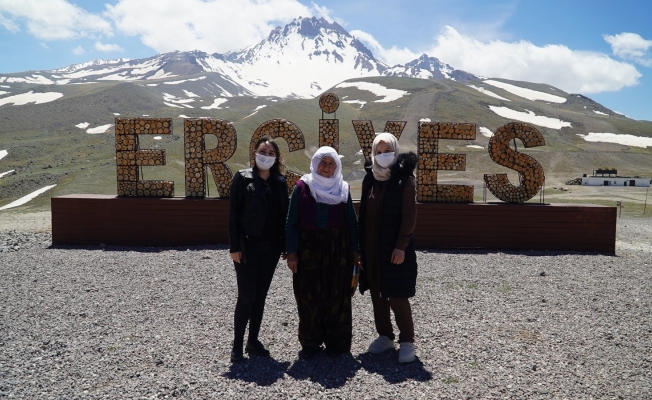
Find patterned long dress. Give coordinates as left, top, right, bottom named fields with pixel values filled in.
left=286, top=180, right=358, bottom=353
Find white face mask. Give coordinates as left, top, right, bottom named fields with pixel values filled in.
left=255, top=153, right=276, bottom=171
left=375, top=152, right=395, bottom=168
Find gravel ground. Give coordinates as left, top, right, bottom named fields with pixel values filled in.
left=1, top=217, right=651, bottom=399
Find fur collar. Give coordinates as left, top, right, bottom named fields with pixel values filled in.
left=363, top=151, right=417, bottom=178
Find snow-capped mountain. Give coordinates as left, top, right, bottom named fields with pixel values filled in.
left=0, top=16, right=477, bottom=99
left=384, top=54, right=478, bottom=82
left=218, top=17, right=388, bottom=96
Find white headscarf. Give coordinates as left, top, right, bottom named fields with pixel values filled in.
left=300, top=146, right=349, bottom=205
left=371, top=132, right=400, bottom=181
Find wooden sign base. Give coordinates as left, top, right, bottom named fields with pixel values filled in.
left=51, top=195, right=616, bottom=253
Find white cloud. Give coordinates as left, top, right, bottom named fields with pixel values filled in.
left=428, top=26, right=642, bottom=94
left=95, top=41, right=124, bottom=52
left=350, top=29, right=418, bottom=66
left=309, top=2, right=332, bottom=22
left=604, top=32, right=652, bottom=67
left=72, top=45, right=84, bottom=55
left=105, top=0, right=316, bottom=54
left=0, top=12, right=19, bottom=32
left=0, top=0, right=113, bottom=40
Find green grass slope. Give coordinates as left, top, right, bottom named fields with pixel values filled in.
left=1, top=77, right=651, bottom=216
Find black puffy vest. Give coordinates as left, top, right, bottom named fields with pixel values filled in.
left=359, top=152, right=418, bottom=298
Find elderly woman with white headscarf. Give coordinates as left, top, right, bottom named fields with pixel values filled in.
left=286, top=146, right=361, bottom=359
left=358, top=132, right=419, bottom=364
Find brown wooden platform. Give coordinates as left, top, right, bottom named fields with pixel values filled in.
left=51, top=194, right=617, bottom=253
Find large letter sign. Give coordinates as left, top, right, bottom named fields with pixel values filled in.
left=484, top=123, right=545, bottom=202
left=319, top=92, right=340, bottom=152
left=115, top=118, right=174, bottom=197
left=352, top=120, right=407, bottom=162
left=113, top=93, right=546, bottom=203
left=249, top=118, right=306, bottom=194
left=184, top=118, right=236, bottom=198
left=417, top=122, right=476, bottom=202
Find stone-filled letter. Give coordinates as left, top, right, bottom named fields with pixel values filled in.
left=352, top=120, right=407, bottom=162
left=484, top=122, right=545, bottom=203
left=417, top=122, right=476, bottom=202
left=184, top=118, right=236, bottom=198
left=115, top=118, right=174, bottom=197
left=249, top=119, right=306, bottom=195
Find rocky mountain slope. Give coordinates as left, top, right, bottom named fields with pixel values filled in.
left=1, top=17, right=651, bottom=213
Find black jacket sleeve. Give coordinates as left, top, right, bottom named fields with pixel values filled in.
left=228, top=172, right=243, bottom=253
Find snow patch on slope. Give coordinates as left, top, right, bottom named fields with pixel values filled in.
left=484, top=80, right=566, bottom=103
left=577, top=132, right=652, bottom=148
left=335, top=82, right=408, bottom=102
left=87, top=124, right=113, bottom=134
left=479, top=127, right=494, bottom=138
left=0, top=185, right=57, bottom=211
left=201, top=98, right=229, bottom=110
left=488, top=106, right=571, bottom=129
left=0, top=91, right=63, bottom=106
left=468, top=85, right=510, bottom=101
left=343, top=100, right=366, bottom=108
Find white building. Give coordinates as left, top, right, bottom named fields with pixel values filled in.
left=581, top=175, right=650, bottom=187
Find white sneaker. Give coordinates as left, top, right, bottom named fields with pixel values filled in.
left=398, top=342, right=415, bottom=363
left=368, top=335, right=395, bottom=354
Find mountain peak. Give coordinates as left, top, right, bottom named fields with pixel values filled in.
left=0, top=15, right=479, bottom=99
left=267, top=16, right=349, bottom=41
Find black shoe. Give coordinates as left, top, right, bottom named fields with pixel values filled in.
left=298, top=345, right=321, bottom=359
left=245, top=339, right=270, bottom=357
left=230, top=348, right=244, bottom=363
left=325, top=347, right=348, bottom=357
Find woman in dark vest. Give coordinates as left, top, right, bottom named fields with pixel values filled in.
left=358, top=132, right=418, bottom=363
left=228, top=135, right=289, bottom=362
left=286, top=146, right=361, bottom=358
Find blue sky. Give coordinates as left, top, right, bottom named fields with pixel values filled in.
left=1, top=0, right=651, bottom=121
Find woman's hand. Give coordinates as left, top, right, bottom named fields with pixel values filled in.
left=353, top=251, right=363, bottom=270
left=230, top=251, right=242, bottom=264
left=390, top=249, right=405, bottom=265
left=287, top=252, right=298, bottom=274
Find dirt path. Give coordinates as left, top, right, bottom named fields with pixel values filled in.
left=398, top=81, right=454, bottom=151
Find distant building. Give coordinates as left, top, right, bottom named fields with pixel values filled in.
left=581, top=169, right=650, bottom=187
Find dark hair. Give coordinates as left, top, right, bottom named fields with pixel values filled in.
left=253, top=135, right=286, bottom=176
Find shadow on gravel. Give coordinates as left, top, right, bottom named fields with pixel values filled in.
left=47, top=244, right=229, bottom=253
left=356, top=351, right=432, bottom=384
left=418, top=249, right=618, bottom=257
left=286, top=352, right=360, bottom=388
left=222, top=356, right=290, bottom=386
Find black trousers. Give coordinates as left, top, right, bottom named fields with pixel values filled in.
left=233, top=241, right=281, bottom=347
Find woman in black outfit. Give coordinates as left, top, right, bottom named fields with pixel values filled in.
left=228, top=135, right=288, bottom=362
left=358, top=132, right=418, bottom=364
